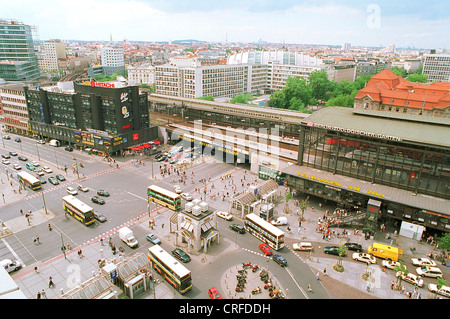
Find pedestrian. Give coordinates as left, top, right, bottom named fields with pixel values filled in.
left=323, top=268, right=327, bottom=276
left=100, top=238, right=104, bottom=246
left=36, top=291, right=41, bottom=299
left=20, top=208, right=23, bottom=215
left=48, top=276, right=55, bottom=288
left=34, top=266, right=39, bottom=273
left=316, top=272, right=320, bottom=280
left=41, top=289, right=47, bottom=299
left=307, top=284, right=312, bottom=292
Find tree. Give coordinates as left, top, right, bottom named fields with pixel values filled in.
left=437, top=232, right=450, bottom=251
left=393, top=261, right=409, bottom=289
left=299, top=196, right=309, bottom=221
left=284, top=191, right=292, bottom=214
left=230, top=93, right=253, bottom=105
left=269, top=89, right=287, bottom=108
left=197, top=96, right=214, bottom=101
left=406, top=73, right=428, bottom=83
left=390, top=66, right=408, bottom=78
left=308, top=70, right=335, bottom=101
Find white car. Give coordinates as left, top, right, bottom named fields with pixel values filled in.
left=428, top=284, right=450, bottom=298
left=37, top=140, right=45, bottom=144
left=215, top=211, right=233, bottom=221
left=180, top=192, right=193, bottom=201
left=1, top=159, right=10, bottom=165
left=416, top=266, right=443, bottom=278
left=174, top=185, right=182, bottom=194
left=34, top=168, right=45, bottom=176
left=13, top=164, right=21, bottom=170
left=352, top=253, right=377, bottom=264
left=66, top=187, right=78, bottom=195
left=0, top=259, right=21, bottom=273
left=77, top=185, right=89, bottom=192
left=396, top=271, right=424, bottom=287
left=42, top=166, right=52, bottom=173
left=31, top=161, right=40, bottom=167
left=293, top=242, right=314, bottom=251
left=381, top=260, right=402, bottom=270
left=411, top=257, right=437, bottom=267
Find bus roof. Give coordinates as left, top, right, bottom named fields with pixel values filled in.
left=371, top=242, right=403, bottom=254
left=148, top=185, right=179, bottom=199
left=17, top=171, right=40, bottom=183
left=148, top=245, right=190, bottom=278
left=62, top=195, right=93, bottom=214
left=245, top=213, right=285, bottom=237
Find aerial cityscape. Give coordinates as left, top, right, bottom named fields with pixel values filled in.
left=0, top=0, right=449, bottom=307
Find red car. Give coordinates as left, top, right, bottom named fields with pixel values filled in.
left=208, top=287, right=222, bottom=299
left=259, top=243, right=273, bottom=256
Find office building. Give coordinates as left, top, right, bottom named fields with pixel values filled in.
left=0, top=19, right=40, bottom=81
left=100, top=46, right=125, bottom=75
left=37, top=40, right=66, bottom=71
left=24, top=80, right=157, bottom=155
left=127, top=63, right=155, bottom=86
left=0, top=82, right=30, bottom=135
left=423, top=54, right=450, bottom=82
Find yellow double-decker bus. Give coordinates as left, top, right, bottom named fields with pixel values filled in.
left=62, top=195, right=95, bottom=226
left=147, top=185, right=181, bottom=211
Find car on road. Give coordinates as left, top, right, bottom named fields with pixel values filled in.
left=352, top=253, right=377, bottom=264
left=34, top=168, right=44, bottom=176
left=396, top=271, right=424, bottom=287
left=344, top=242, right=362, bottom=252
left=91, top=196, right=105, bottom=205
left=416, top=266, right=443, bottom=278
left=78, top=185, right=89, bottom=192
left=38, top=177, right=46, bottom=184
left=146, top=233, right=161, bottom=245
left=172, top=248, right=191, bottom=263
left=0, top=259, right=21, bottom=273
left=1, top=159, right=10, bottom=165
left=173, top=185, right=182, bottom=194
left=42, top=166, right=52, bottom=173
left=14, top=138, right=21, bottom=143
left=273, top=254, right=287, bottom=267
left=25, top=162, right=35, bottom=171
left=37, top=139, right=45, bottom=144
left=9, top=151, right=17, bottom=156
left=64, top=146, right=73, bottom=152
left=97, top=189, right=110, bottom=197
left=2, top=153, right=10, bottom=159
left=411, top=257, right=437, bottom=267
left=180, top=192, right=193, bottom=201
left=31, top=161, right=40, bottom=167
left=48, top=176, right=59, bottom=185
left=18, top=156, right=27, bottom=161
left=2, top=135, right=10, bottom=140
left=259, top=243, right=273, bottom=256
left=324, top=246, right=346, bottom=256
left=208, top=287, right=222, bottom=299
left=216, top=211, right=233, bottom=221
left=381, top=260, right=402, bottom=270
left=156, top=155, right=166, bottom=162
left=293, top=242, right=314, bottom=251
left=93, top=211, right=107, bottom=222
left=56, top=174, right=66, bottom=181
left=66, top=187, right=78, bottom=195
left=229, top=224, right=245, bottom=234
left=12, top=164, right=21, bottom=170
left=428, top=284, right=450, bottom=298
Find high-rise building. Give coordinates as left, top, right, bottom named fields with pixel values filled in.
left=423, top=54, right=450, bottom=82
left=0, top=19, right=40, bottom=81
left=100, top=46, right=125, bottom=75
left=37, top=40, right=66, bottom=71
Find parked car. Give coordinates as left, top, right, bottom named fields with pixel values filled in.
left=352, top=253, right=377, bottom=264
left=381, top=260, right=402, bottom=270
left=273, top=254, right=287, bottom=267
left=78, top=185, right=89, bottom=192
left=146, top=233, right=161, bottom=245
left=56, top=174, right=66, bottom=181
left=344, top=242, right=362, bottom=252
left=324, top=246, right=346, bottom=256
left=428, top=284, right=450, bottom=298
left=13, top=164, right=21, bottom=170
left=97, top=189, right=110, bottom=197
left=0, top=259, right=21, bottom=273
left=216, top=211, right=233, bottom=221
left=208, top=287, right=222, bottom=299
left=173, top=185, right=182, bottom=194
left=172, top=248, right=191, bottom=263
left=48, top=176, right=59, bottom=185
left=229, top=224, right=245, bottom=234
left=293, top=242, right=314, bottom=251
left=93, top=211, right=107, bottom=222
left=416, top=266, right=443, bottom=278
left=91, top=196, right=105, bottom=205
left=259, top=243, right=273, bottom=256
left=180, top=192, right=193, bottom=201
left=42, top=166, right=52, bottom=173
left=66, top=187, right=78, bottom=195
left=396, top=271, right=424, bottom=287
left=411, top=257, right=437, bottom=267
left=18, top=156, right=27, bottom=161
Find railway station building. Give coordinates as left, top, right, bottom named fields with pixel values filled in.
left=283, top=106, right=450, bottom=235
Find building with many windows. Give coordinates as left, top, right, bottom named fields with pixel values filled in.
left=0, top=82, right=32, bottom=135
left=423, top=53, right=450, bottom=82
left=24, top=80, right=157, bottom=155
left=127, top=63, right=155, bottom=86
left=36, top=40, right=66, bottom=71
left=100, top=46, right=125, bottom=75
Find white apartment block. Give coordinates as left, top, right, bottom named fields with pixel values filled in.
left=37, top=40, right=66, bottom=71
left=101, top=47, right=124, bottom=67
left=0, top=83, right=29, bottom=135
left=423, top=54, right=450, bottom=82
left=127, top=63, right=155, bottom=86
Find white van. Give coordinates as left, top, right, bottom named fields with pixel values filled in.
left=271, top=216, right=288, bottom=226
left=49, top=139, right=60, bottom=147
left=118, top=227, right=139, bottom=248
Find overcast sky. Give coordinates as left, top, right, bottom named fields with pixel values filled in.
left=2, top=0, right=449, bottom=49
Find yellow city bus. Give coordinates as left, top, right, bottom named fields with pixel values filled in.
left=17, top=171, right=41, bottom=190
left=368, top=243, right=403, bottom=261
left=62, top=195, right=95, bottom=226
left=148, top=245, right=192, bottom=294
left=147, top=185, right=181, bottom=211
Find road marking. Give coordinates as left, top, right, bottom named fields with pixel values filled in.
left=127, top=191, right=147, bottom=201
left=285, top=266, right=309, bottom=299
left=1, top=238, right=26, bottom=267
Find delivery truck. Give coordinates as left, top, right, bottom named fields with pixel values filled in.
left=118, top=227, right=139, bottom=248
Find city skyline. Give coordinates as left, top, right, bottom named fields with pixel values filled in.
left=1, top=0, right=449, bottom=49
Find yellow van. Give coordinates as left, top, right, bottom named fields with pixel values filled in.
left=368, top=243, right=403, bottom=261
